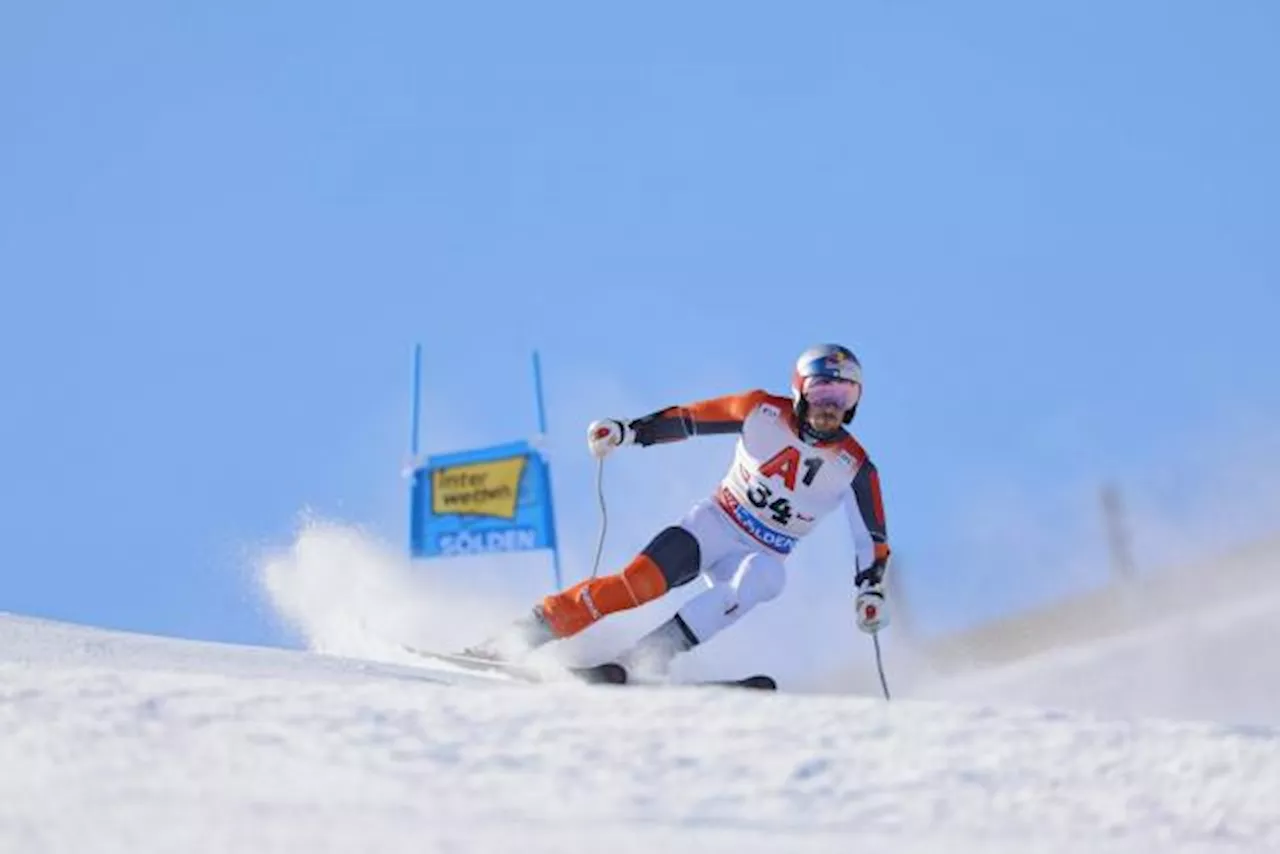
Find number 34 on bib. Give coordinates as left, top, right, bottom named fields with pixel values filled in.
left=745, top=447, right=825, bottom=526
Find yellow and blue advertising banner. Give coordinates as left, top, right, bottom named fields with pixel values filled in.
left=409, top=440, right=558, bottom=561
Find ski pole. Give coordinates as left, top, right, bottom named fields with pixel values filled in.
left=872, top=631, right=891, bottom=701
left=589, top=457, right=608, bottom=578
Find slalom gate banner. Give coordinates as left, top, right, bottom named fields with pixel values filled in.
left=408, top=440, right=558, bottom=561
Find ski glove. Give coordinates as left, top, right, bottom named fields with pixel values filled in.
left=587, top=418, right=635, bottom=459
left=854, top=557, right=887, bottom=590
left=854, top=557, right=889, bottom=634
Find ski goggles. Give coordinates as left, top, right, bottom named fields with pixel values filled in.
left=803, top=375, right=862, bottom=409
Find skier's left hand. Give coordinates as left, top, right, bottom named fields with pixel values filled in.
left=855, top=584, right=887, bottom=634
left=854, top=557, right=886, bottom=590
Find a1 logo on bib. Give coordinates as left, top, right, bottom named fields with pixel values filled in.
left=758, top=447, right=823, bottom=490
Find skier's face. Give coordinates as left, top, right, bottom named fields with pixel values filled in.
left=805, top=401, right=845, bottom=434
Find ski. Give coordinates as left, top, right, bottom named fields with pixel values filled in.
left=400, top=644, right=777, bottom=691
left=569, top=662, right=629, bottom=684
left=399, top=645, right=545, bottom=681
left=703, top=674, right=777, bottom=690
left=563, top=667, right=776, bottom=690
left=399, top=645, right=622, bottom=686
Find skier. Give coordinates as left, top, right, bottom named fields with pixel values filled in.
left=472, top=343, right=892, bottom=682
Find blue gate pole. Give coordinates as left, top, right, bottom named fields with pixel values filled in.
left=411, top=343, right=423, bottom=458
left=408, top=343, right=424, bottom=556
left=532, top=349, right=549, bottom=435
left=532, top=350, right=563, bottom=589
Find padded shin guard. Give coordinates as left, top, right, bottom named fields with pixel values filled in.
left=538, top=527, right=703, bottom=639
left=539, top=554, right=668, bottom=638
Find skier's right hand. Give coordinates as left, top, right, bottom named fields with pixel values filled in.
left=587, top=418, right=634, bottom=459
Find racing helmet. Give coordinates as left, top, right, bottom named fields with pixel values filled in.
left=790, top=343, right=864, bottom=427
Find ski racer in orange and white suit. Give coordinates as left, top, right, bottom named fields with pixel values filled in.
left=480, top=343, right=892, bottom=679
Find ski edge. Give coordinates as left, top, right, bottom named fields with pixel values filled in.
left=399, top=645, right=777, bottom=691
left=399, top=645, right=545, bottom=682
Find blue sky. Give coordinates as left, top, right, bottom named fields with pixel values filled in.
left=3, top=1, right=1278, bottom=649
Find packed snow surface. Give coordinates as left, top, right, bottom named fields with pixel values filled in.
left=3, top=610, right=1279, bottom=854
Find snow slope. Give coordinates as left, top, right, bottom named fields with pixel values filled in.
left=3, top=611, right=1279, bottom=854
left=913, top=583, right=1280, bottom=728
